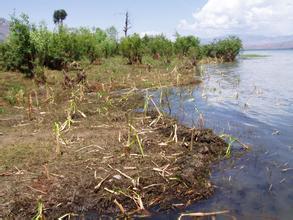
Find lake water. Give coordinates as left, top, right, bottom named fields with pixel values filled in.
left=151, top=50, right=293, bottom=219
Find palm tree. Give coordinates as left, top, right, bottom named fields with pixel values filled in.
left=53, top=9, right=67, bottom=26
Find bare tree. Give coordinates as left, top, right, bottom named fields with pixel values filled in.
left=123, top=11, right=131, bottom=37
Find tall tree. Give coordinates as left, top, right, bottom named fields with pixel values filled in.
left=123, top=11, right=131, bottom=37
left=106, top=26, right=118, bottom=41
left=53, top=9, right=67, bottom=26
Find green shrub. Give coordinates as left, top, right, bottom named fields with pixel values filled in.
left=174, top=35, right=201, bottom=58
left=0, top=14, right=243, bottom=75
left=0, top=14, right=36, bottom=77
left=3, top=84, right=25, bottom=105
left=30, top=23, right=52, bottom=67
left=120, top=34, right=144, bottom=64
left=143, top=35, right=173, bottom=62
left=203, top=36, right=242, bottom=62
left=0, top=15, right=120, bottom=72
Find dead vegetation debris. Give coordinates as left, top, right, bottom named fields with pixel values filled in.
left=0, top=64, right=229, bottom=219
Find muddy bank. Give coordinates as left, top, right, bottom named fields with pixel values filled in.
left=0, top=63, right=227, bottom=219
left=1, top=109, right=227, bottom=219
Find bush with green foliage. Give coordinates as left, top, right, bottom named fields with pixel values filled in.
left=174, top=35, right=201, bottom=59
left=0, top=14, right=243, bottom=77
left=0, top=14, right=119, bottom=73
left=142, top=35, right=173, bottom=62
left=202, top=36, right=242, bottom=62
left=120, top=34, right=144, bottom=64
left=0, top=14, right=36, bottom=77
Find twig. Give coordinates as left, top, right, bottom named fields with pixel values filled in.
left=172, top=124, right=178, bottom=143
left=178, top=210, right=229, bottom=219
left=114, top=199, right=126, bottom=214
left=58, top=213, right=78, bottom=220
left=0, top=172, right=13, bottom=176
left=28, top=93, right=33, bottom=120
left=94, top=174, right=111, bottom=190
left=115, top=169, right=134, bottom=181
left=190, top=128, right=195, bottom=151
left=143, top=183, right=164, bottom=189
left=27, top=185, right=47, bottom=195
left=104, top=187, right=119, bottom=195
left=150, top=98, right=163, bottom=116
left=75, top=144, right=104, bottom=152
left=50, top=173, right=65, bottom=178
left=281, top=168, right=293, bottom=172
left=123, top=167, right=136, bottom=170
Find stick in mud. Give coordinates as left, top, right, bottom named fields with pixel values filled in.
left=190, top=127, right=195, bottom=151
left=178, top=210, right=229, bottom=219
left=28, top=92, right=33, bottom=120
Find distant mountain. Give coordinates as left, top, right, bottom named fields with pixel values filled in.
left=0, top=18, right=9, bottom=41
left=201, top=34, right=293, bottom=50
left=241, top=35, right=293, bottom=50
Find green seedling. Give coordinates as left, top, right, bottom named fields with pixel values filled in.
left=220, top=134, right=250, bottom=158
left=32, top=200, right=45, bottom=220
left=127, top=123, right=145, bottom=157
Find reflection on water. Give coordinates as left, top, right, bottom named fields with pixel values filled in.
left=152, top=50, right=293, bottom=219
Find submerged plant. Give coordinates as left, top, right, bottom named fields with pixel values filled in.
left=219, top=134, right=237, bottom=158
left=143, top=90, right=151, bottom=118
left=194, top=105, right=205, bottom=129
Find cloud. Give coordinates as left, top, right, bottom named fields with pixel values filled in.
left=178, top=0, right=293, bottom=37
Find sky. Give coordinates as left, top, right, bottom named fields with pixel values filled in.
left=1, top=0, right=293, bottom=38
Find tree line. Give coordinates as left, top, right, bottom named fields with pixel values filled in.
left=0, top=14, right=242, bottom=77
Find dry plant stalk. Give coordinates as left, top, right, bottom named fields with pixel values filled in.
left=172, top=124, right=178, bottom=143
left=128, top=124, right=145, bottom=157
left=178, top=210, right=229, bottom=220
left=32, top=89, right=39, bottom=107
left=28, top=92, right=33, bottom=120
left=190, top=128, right=195, bottom=151
left=114, top=199, right=125, bottom=214
left=198, top=113, right=205, bottom=129
left=53, top=122, right=61, bottom=156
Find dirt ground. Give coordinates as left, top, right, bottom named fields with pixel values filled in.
left=0, top=59, right=228, bottom=219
